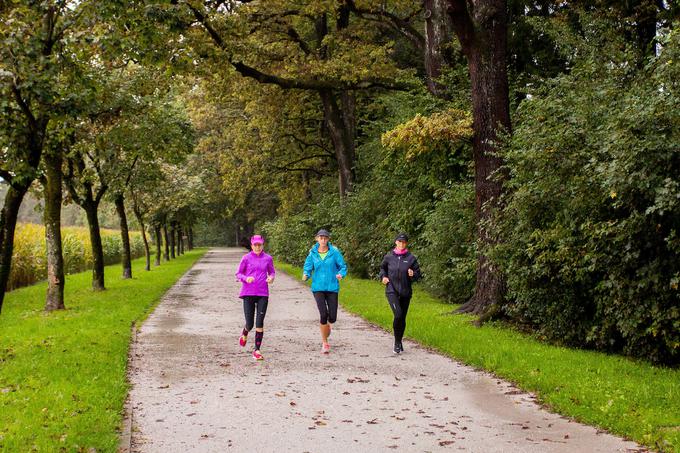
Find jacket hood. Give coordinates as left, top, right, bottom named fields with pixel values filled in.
left=311, top=242, right=337, bottom=255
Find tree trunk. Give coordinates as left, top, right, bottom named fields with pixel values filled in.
left=169, top=223, right=176, bottom=259
left=133, top=205, right=150, bottom=271
left=0, top=185, right=30, bottom=313
left=163, top=223, right=170, bottom=261
left=178, top=226, right=184, bottom=255
left=445, top=0, right=510, bottom=314
left=84, top=201, right=105, bottom=291
left=154, top=225, right=162, bottom=266
left=43, top=153, right=66, bottom=311
left=424, top=0, right=454, bottom=98
left=319, top=89, right=356, bottom=196
left=188, top=227, right=193, bottom=250
left=114, top=195, right=132, bottom=279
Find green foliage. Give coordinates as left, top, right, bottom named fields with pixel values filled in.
left=9, top=224, right=146, bottom=291
left=265, top=91, right=476, bottom=303
left=0, top=250, right=205, bottom=451
left=495, top=26, right=680, bottom=365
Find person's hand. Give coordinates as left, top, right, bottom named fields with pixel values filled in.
left=246, top=276, right=255, bottom=283
left=336, top=274, right=343, bottom=281
left=266, top=276, right=274, bottom=284
left=302, top=274, right=308, bottom=281
left=382, top=277, right=389, bottom=285
left=407, top=268, right=414, bottom=278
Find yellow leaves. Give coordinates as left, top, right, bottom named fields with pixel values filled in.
left=610, top=191, right=617, bottom=199
left=381, top=108, right=473, bottom=159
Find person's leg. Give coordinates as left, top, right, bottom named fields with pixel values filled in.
left=326, top=292, right=338, bottom=339
left=397, top=295, right=411, bottom=351
left=314, top=292, right=331, bottom=350
left=387, top=292, right=405, bottom=352
left=254, top=296, right=269, bottom=351
left=241, top=297, right=256, bottom=346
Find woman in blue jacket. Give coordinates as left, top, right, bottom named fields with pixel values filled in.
left=302, top=229, right=347, bottom=353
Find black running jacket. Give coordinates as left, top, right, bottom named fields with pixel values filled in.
left=378, top=250, right=422, bottom=298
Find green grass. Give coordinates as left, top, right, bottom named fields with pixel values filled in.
left=277, top=261, right=680, bottom=452
left=0, top=249, right=206, bottom=452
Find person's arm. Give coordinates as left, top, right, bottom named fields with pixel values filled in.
left=409, top=256, right=422, bottom=281
left=379, top=254, right=389, bottom=284
left=235, top=256, right=248, bottom=283
left=335, top=249, right=348, bottom=278
left=302, top=252, right=313, bottom=280
left=266, top=256, right=276, bottom=283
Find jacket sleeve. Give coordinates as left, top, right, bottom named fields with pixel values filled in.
left=267, top=255, right=276, bottom=278
left=378, top=254, right=389, bottom=279
left=335, top=248, right=348, bottom=277
left=410, top=255, right=422, bottom=282
left=302, top=251, right=313, bottom=278
left=235, top=256, right=248, bottom=283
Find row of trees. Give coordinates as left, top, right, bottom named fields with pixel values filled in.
left=0, top=2, right=209, bottom=313
left=159, top=1, right=678, bottom=364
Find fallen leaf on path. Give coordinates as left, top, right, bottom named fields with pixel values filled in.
left=315, top=420, right=327, bottom=426
left=367, top=419, right=379, bottom=424
left=289, top=401, right=297, bottom=406
left=275, top=391, right=286, bottom=397
left=186, top=413, right=197, bottom=417
left=157, top=385, right=169, bottom=389
left=439, top=440, right=455, bottom=446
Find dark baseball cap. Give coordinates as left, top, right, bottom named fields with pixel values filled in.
left=395, top=233, right=409, bottom=242
left=316, top=229, right=331, bottom=237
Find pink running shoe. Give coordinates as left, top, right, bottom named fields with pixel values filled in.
left=239, top=334, right=247, bottom=347
left=252, top=350, right=264, bottom=360
left=322, top=342, right=331, bottom=354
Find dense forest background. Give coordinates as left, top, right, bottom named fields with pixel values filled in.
left=1, top=1, right=678, bottom=365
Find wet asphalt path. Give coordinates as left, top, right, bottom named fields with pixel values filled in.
left=125, top=248, right=644, bottom=453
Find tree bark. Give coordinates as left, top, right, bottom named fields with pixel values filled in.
left=444, top=0, right=510, bottom=314
left=319, top=89, right=356, bottom=196
left=169, top=223, right=176, bottom=259
left=178, top=226, right=184, bottom=255
left=84, top=201, right=106, bottom=290
left=0, top=185, right=30, bottom=312
left=114, top=195, right=132, bottom=279
left=132, top=203, right=150, bottom=271
left=43, top=152, right=66, bottom=311
left=188, top=227, right=193, bottom=250
left=424, top=0, right=454, bottom=97
left=154, top=225, right=162, bottom=266
left=163, top=223, right=170, bottom=261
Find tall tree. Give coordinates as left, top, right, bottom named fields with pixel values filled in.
left=439, top=0, right=511, bottom=314
left=0, top=2, right=89, bottom=312
left=156, top=0, right=415, bottom=196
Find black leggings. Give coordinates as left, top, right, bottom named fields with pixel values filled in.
left=242, top=296, right=269, bottom=331
left=387, top=293, right=411, bottom=342
left=313, top=291, right=338, bottom=325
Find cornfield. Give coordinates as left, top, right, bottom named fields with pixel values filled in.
left=9, top=223, right=147, bottom=291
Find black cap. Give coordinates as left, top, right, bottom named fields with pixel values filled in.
left=395, top=233, right=409, bottom=242
left=316, top=229, right=331, bottom=237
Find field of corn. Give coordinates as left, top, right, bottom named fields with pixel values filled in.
left=9, top=223, right=146, bottom=291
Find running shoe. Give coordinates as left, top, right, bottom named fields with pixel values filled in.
left=239, top=334, right=248, bottom=347
left=252, top=349, right=264, bottom=360
left=322, top=342, right=331, bottom=354
left=393, top=341, right=401, bottom=354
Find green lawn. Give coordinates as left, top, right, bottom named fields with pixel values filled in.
left=0, top=249, right=206, bottom=452
left=277, top=261, right=680, bottom=452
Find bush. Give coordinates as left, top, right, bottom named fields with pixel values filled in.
left=495, top=28, right=680, bottom=365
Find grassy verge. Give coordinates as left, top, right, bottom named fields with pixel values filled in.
left=276, top=261, right=680, bottom=452
left=0, top=249, right=206, bottom=452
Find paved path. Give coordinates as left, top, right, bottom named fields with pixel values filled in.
left=125, top=248, right=643, bottom=453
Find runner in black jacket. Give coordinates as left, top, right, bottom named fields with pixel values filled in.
left=379, top=233, right=422, bottom=354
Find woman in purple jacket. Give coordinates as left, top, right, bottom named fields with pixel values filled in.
left=235, top=235, right=276, bottom=360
